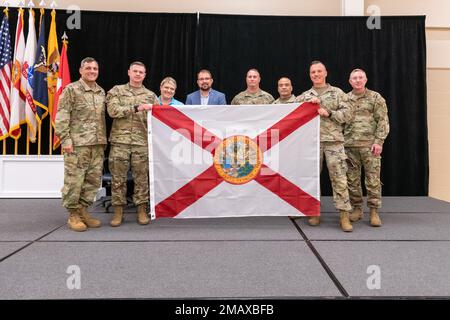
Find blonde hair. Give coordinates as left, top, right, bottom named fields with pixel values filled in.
left=160, top=76, right=177, bottom=88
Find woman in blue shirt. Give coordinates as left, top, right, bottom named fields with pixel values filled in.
left=158, top=77, right=184, bottom=106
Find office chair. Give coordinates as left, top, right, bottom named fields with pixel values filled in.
left=99, top=158, right=134, bottom=212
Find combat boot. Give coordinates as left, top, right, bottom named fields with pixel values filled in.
left=349, top=207, right=363, bottom=222
left=339, top=210, right=353, bottom=232
left=79, top=206, right=101, bottom=228
left=110, top=206, right=124, bottom=227
left=67, top=209, right=87, bottom=232
left=137, top=204, right=150, bottom=225
left=370, top=208, right=382, bottom=227
left=308, top=216, right=320, bottom=226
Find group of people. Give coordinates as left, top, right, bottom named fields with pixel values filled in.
left=55, top=57, right=389, bottom=233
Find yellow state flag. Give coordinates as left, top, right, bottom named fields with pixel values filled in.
left=47, top=9, right=59, bottom=129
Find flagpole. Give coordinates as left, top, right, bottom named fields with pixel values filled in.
left=49, top=121, right=52, bottom=155
left=26, top=127, right=29, bottom=155
left=14, top=139, right=18, bottom=155
left=48, top=8, right=59, bottom=155
left=1, top=8, right=8, bottom=155
left=38, top=122, right=41, bottom=155
left=36, top=7, right=44, bottom=156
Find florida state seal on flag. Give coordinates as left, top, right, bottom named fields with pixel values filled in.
left=149, top=102, right=320, bottom=219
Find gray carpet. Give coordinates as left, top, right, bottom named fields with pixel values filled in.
left=0, top=199, right=62, bottom=214
left=42, top=215, right=302, bottom=241
left=0, top=242, right=29, bottom=261
left=0, top=241, right=340, bottom=299
left=313, top=241, right=450, bottom=297
left=1, top=197, right=449, bottom=299
left=319, top=196, right=450, bottom=213
left=295, top=213, right=450, bottom=240
left=0, top=211, right=65, bottom=241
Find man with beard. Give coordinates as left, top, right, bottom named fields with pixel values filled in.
left=186, top=69, right=227, bottom=105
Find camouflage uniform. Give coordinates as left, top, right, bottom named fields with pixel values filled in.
left=344, top=89, right=389, bottom=209
left=231, top=90, right=274, bottom=105
left=273, top=94, right=296, bottom=104
left=106, top=83, right=158, bottom=207
left=55, top=79, right=107, bottom=210
left=295, top=84, right=354, bottom=211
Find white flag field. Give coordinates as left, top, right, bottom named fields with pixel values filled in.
left=148, top=102, right=320, bottom=219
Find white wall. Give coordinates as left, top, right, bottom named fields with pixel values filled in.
left=366, top=0, right=450, bottom=28
left=8, top=0, right=342, bottom=15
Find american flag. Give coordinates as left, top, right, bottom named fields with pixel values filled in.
left=0, top=12, right=11, bottom=141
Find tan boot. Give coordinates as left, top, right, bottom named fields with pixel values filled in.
left=110, top=206, right=124, bottom=227
left=370, top=208, right=382, bottom=227
left=79, top=206, right=101, bottom=228
left=339, top=210, right=353, bottom=232
left=308, top=216, right=320, bottom=226
left=67, top=209, right=87, bottom=232
left=137, top=204, right=150, bottom=225
left=349, top=207, right=363, bottom=222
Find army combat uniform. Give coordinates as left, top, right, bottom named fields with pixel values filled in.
left=296, top=85, right=354, bottom=213
left=231, top=90, right=275, bottom=105
left=106, top=83, right=158, bottom=225
left=273, top=94, right=296, bottom=104
left=344, top=89, right=389, bottom=216
left=55, top=79, right=107, bottom=231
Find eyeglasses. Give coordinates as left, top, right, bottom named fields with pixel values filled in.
left=198, top=77, right=211, bottom=81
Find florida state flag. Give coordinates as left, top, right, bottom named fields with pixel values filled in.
left=149, top=103, right=320, bottom=219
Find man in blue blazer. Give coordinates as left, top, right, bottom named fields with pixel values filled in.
left=186, top=69, right=227, bottom=105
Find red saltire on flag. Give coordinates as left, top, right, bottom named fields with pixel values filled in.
left=52, top=38, right=70, bottom=150
left=148, top=102, right=320, bottom=219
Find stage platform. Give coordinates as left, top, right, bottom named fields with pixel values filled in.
left=0, top=197, right=449, bottom=300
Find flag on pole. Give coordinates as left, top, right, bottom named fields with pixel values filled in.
left=47, top=9, right=59, bottom=132
left=52, top=36, right=70, bottom=150
left=22, top=8, right=37, bottom=142
left=9, top=8, right=26, bottom=140
left=33, top=8, right=48, bottom=122
left=0, top=10, right=12, bottom=141
left=149, top=103, right=320, bottom=219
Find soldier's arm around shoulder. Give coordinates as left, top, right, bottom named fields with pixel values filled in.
left=55, top=85, right=74, bottom=148
left=373, top=93, right=390, bottom=145
left=106, top=86, right=134, bottom=118
left=330, top=91, right=354, bottom=124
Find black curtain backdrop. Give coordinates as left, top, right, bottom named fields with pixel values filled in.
left=196, top=14, right=428, bottom=197
left=4, top=10, right=428, bottom=196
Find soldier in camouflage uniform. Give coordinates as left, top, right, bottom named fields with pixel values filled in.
left=231, top=69, right=274, bottom=105
left=345, top=69, right=389, bottom=227
left=55, top=57, right=106, bottom=232
left=273, top=77, right=296, bottom=104
left=295, top=61, right=354, bottom=232
left=107, top=61, right=158, bottom=227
